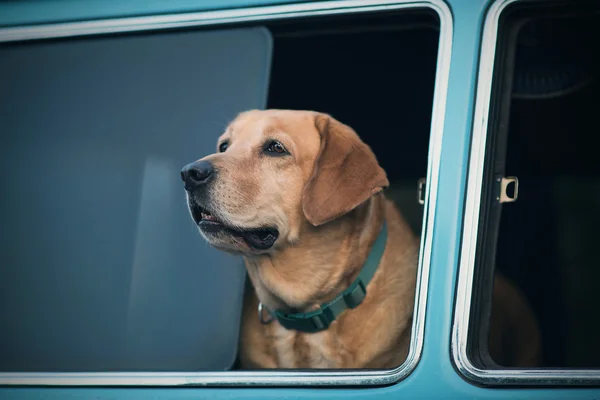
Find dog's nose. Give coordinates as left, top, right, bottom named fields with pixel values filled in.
left=181, top=160, right=214, bottom=191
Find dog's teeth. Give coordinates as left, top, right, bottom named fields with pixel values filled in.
left=201, top=213, right=216, bottom=221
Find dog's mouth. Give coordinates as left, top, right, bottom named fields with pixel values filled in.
left=190, top=203, right=279, bottom=251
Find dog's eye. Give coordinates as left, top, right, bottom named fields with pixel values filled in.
left=218, top=141, right=229, bottom=153
left=264, top=141, right=288, bottom=156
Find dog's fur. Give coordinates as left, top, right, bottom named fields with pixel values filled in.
left=184, top=109, right=541, bottom=369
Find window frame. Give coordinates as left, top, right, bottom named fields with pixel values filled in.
left=452, top=0, right=600, bottom=386
left=0, top=0, right=452, bottom=388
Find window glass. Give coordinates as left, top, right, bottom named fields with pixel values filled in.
left=0, top=27, right=272, bottom=372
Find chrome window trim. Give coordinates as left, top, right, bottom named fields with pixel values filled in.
left=0, top=0, right=452, bottom=387
left=452, top=0, right=600, bottom=386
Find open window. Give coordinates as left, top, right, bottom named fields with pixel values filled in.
left=266, top=9, right=440, bottom=237
left=0, top=0, right=449, bottom=386
left=454, top=0, right=600, bottom=385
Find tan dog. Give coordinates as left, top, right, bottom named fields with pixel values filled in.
left=180, top=109, right=540, bottom=369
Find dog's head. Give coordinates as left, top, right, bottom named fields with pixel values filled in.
left=181, top=109, right=389, bottom=255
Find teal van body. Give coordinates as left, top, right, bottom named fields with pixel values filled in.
left=1, top=0, right=598, bottom=398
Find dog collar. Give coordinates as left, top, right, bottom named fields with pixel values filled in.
left=258, top=220, right=388, bottom=333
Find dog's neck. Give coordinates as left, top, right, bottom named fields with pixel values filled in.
left=243, top=194, right=386, bottom=313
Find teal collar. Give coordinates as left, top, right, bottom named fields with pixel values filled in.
left=259, top=220, right=388, bottom=333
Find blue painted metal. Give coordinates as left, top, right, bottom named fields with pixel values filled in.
left=0, top=0, right=313, bottom=27
left=1, top=0, right=600, bottom=398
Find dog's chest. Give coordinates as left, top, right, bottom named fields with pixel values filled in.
left=271, top=324, right=344, bottom=368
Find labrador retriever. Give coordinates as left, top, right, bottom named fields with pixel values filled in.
left=181, top=109, right=541, bottom=369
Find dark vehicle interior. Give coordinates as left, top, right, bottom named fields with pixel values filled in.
left=266, top=9, right=440, bottom=236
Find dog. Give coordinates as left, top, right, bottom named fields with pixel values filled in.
left=181, top=109, right=541, bottom=369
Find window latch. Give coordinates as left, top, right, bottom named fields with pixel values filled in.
left=497, top=176, right=519, bottom=203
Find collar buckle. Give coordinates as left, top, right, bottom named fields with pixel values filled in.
left=343, top=279, right=367, bottom=309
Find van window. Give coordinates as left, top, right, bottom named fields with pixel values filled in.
left=456, top=0, right=600, bottom=380
left=0, top=2, right=447, bottom=384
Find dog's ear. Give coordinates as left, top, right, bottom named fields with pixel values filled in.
left=302, top=114, right=389, bottom=227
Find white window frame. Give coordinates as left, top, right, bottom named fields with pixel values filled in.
left=0, top=0, right=452, bottom=387
left=452, top=0, right=600, bottom=386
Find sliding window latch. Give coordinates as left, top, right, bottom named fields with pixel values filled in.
left=496, top=175, right=519, bottom=203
